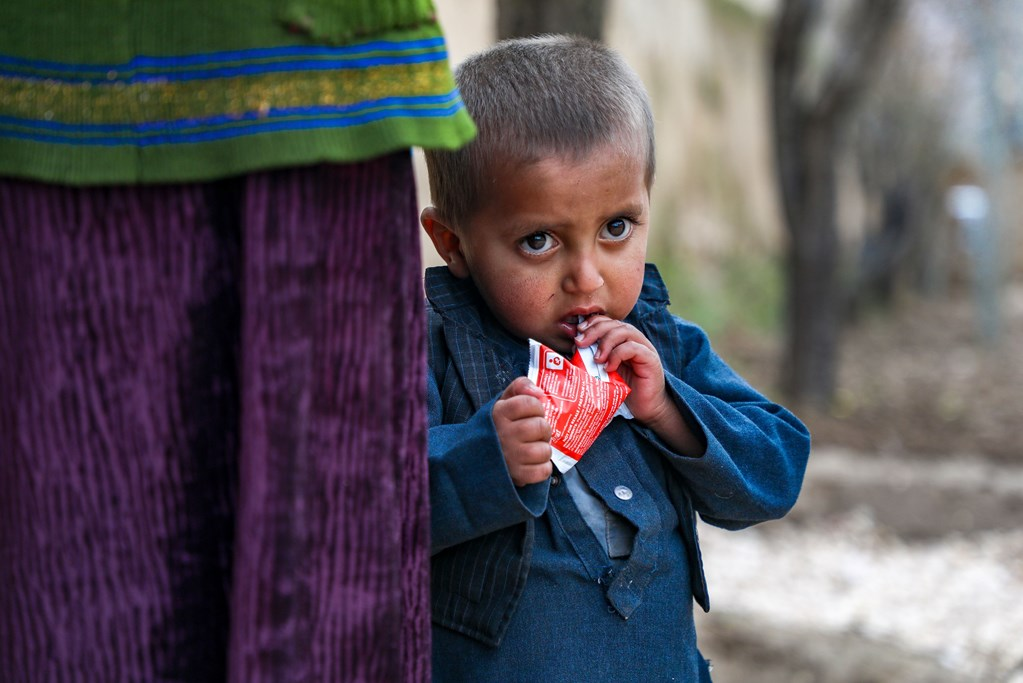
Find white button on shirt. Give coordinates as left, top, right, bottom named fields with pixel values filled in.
left=614, top=485, right=633, bottom=501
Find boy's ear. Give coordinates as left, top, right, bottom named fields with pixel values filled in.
left=421, top=207, right=470, bottom=279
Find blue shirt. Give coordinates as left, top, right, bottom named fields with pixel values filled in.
left=425, top=265, right=810, bottom=682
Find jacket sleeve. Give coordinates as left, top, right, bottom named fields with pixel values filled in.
left=427, top=370, right=549, bottom=553
left=634, top=312, right=811, bottom=530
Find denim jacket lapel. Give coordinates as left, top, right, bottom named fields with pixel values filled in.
left=425, top=267, right=527, bottom=415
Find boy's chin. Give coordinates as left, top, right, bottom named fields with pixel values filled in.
left=537, top=337, right=576, bottom=357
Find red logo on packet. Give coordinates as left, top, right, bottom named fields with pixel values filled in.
left=527, top=339, right=631, bottom=473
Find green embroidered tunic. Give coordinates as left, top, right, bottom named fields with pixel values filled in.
left=0, top=0, right=476, bottom=184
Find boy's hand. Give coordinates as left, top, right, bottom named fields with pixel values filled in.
left=575, top=316, right=668, bottom=423
left=575, top=316, right=705, bottom=457
left=493, top=377, right=553, bottom=486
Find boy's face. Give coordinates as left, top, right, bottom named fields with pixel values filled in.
left=424, top=143, right=650, bottom=356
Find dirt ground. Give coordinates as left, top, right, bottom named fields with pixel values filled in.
left=697, top=279, right=1023, bottom=682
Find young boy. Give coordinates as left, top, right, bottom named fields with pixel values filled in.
left=420, top=35, right=810, bottom=681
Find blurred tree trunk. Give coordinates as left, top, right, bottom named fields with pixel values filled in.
left=771, top=0, right=902, bottom=405
left=496, top=0, right=607, bottom=41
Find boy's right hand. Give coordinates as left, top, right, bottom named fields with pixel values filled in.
left=493, top=377, right=553, bottom=487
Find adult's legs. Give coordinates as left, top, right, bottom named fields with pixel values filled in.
left=0, top=178, right=240, bottom=681
left=228, top=157, right=430, bottom=683
left=0, top=155, right=430, bottom=682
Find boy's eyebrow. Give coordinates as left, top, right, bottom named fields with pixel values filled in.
left=499, top=217, right=563, bottom=236
left=591, top=200, right=649, bottom=226
left=610, top=200, right=648, bottom=218
left=502, top=202, right=649, bottom=236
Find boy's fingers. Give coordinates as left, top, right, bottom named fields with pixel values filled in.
left=523, top=431, right=556, bottom=458
left=494, top=395, right=547, bottom=424
left=577, top=317, right=634, bottom=347
left=574, top=315, right=613, bottom=345
left=597, top=323, right=654, bottom=351
left=511, top=460, right=553, bottom=487
left=511, top=416, right=552, bottom=445
left=580, top=321, right=657, bottom=366
left=518, top=440, right=553, bottom=464
left=496, top=378, right=548, bottom=423
left=501, top=376, right=544, bottom=400
left=603, top=339, right=658, bottom=374
left=497, top=414, right=551, bottom=448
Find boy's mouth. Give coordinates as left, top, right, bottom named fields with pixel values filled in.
left=558, top=310, right=601, bottom=339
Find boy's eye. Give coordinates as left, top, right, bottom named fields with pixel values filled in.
left=520, top=231, right=555, bottom=254
left=602, top=218, right=633, bottom=241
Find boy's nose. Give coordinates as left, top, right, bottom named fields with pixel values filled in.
left=563, top=256, right=605, bottom=295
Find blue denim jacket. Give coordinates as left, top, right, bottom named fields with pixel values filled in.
left=426, top=265, right=810, bottom=676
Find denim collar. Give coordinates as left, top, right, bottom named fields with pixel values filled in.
left=424, top=263, right=672, bottom=413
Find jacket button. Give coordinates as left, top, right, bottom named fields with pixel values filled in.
left=551, top=475, right=560, bottom=487
left=614, top=485, right=633, bottom=500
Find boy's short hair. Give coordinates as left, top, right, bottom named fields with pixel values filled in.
left=424, top=34, right=656, bottom=228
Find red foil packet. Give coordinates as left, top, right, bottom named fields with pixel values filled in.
left=527, top=339, right=631, bottom=473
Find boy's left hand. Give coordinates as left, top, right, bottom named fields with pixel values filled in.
left=574, top=315, right=668, bottom=424
left=574, top=315, right=705, bottom=457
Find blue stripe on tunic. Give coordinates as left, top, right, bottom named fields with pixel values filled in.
left=0, top=96, right=465, bottom=146
left=0, top=37, right=447, bottom=80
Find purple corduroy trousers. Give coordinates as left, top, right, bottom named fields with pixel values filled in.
left=0, top=155, right=430, bottom=682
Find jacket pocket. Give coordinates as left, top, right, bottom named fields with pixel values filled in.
left=431, top=522, right=534, bottom=646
